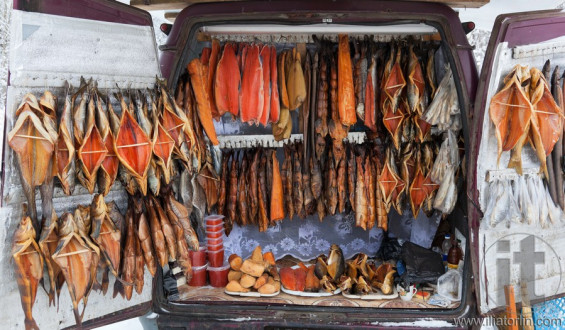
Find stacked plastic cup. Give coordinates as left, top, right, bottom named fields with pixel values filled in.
left=205, top=215, right=228, bottom=287
left=205, top=215, right=225, bottom=268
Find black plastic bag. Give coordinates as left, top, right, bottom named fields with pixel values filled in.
left=378, top=235, right=402, bottom=261
left=401, top=241, right=445, bottom=284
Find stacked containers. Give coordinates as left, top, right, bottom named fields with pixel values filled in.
left=188, top=244, right=207, bottom=286
left=205, top=215, right=229, bottom=287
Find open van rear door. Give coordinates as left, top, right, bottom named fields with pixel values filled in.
left=470, top=9, right=565, bottom=315
left=2, top=1, right=159, bottom=328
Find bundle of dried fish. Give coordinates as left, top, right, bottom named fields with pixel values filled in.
left=431, top=131, right=460, bottom=214
left=422, top=66, right=460, bottom=132
left=12, top=206, right=44, bottom=330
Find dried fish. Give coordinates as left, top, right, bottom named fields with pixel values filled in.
left=293, top=145, right=305, bottom=219
left=237, top=153, right=249, bottom=227
left=56, top=84, right=76, bottom=195
left=355, top=156, right=368, bottom=230
left=338, top=34, right=356, bottom=126
left=227, top=152, right=238, bottom=228
left=271, top=151, right=284, bottom=223
left=90, top=195, right=121, bottom=277
left=258, top=150, right=269, bottom=231
left=145, top=198, right=168, bottom=267
left=12, top=207, right=43, bottom=330
left=187, top=58, right=220, bottom=144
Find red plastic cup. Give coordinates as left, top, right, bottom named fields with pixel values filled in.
left=208, top=263, right=230, bottom=288
left=206, top=223, right=224, bottom=232
left=208, top=248, right=225, bottom=267
left=205, top=215, right=225, bottom=226
left=207, top=237, right=223, bottom=246
left=189, top=246, right=207, bottom=267
left=206, top=228, right=225, bottom=239
left=188, top=263, right=208, bottom=286
left=207, top=242, right=224, bottom=252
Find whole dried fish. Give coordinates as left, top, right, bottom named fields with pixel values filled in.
left=218, top=151, right=229, bottom=216
left=39, top=210, right=64, bottom=307
left=258, top=150, right=269, bottom=231
left=293, top=145, right=305, bottom=219
left=227, top=152, right=238, bottom=228
left=347, top=146, right=356, bottom=212
left=337, top=157, right=347, bottom=213
left=187, top=59, right=219, bottom=144
left=355, top=156, right=368, bottom=230
left=153, top=195, right=176, bottom=260
left=326, top=154, right=338, bottom=216
left=166, top=193, right=199, bottom=251
left=114, top=109, right=152, bottom=195
left=145, top=198, right=168, bottom=267
left=365, top=156, right=376, bottom=230
left=191, top=173, right=206, bottom=231
left=56, top=84, right=76, bottom=195
left=329, top=55, right=349, bottom=141
left=90, top=195, right=121, bottom=277
left=237, top=153, right=249, bottom=227
left=136, top=211, right=157, bottom=277
left=271, top=152, right=285, bottom=223
left=121, top=208, right=136, bottom=300
left=134, top=232, right=145, bottom=295
left=310, top=158, right=322, bottom=199
left=12, top=207, right=43, bottom=330
left=53, top=213, right=95, bottom=326
left=248, top=150, right=260, bottom=222
left=287, top=48, right=307, bottom=110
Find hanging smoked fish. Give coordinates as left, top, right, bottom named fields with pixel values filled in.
left=383, top=45, right=406, bottom=112
left=407, top=45, right=425, bottom=114
left=121, top=208, right=136, bottom=300
left=207, top=39, right=221, bottom=120
left=337, top=157, right=347, bottom=214
left=287, top=48, right=307, bottom=110
left=39, top=211, right=64, bottom=307
left=315, top=47, right=329, bottom=139
left=90, top=194, right=121, bottom=278
left=270, top=45, right=281, bottom=124
left=278, top=50, right=290, bottom=112
left=329, top=55, right=348, bottom=141
left=152, top=195, right=177, bottom=261
left=347, top=146, right=356, bottom=212
left=218, top=150, right=229, bottom=216
left=95, top=93, right=119, bottom=196
left=355, top=155, right=368, bottom=230
left=145, top=198, right=168, bottom=267
left=53, top=213, right=96, bottom=326
left=167, top=206, right=193, bottom=282
left=187, top=58, right=220, bottom=145
left=56, top=83, right=76, bottom=196
left=283, top=145, right=294, bottom=219
left=293, top=145, right=305, bottom=219
left=365, top=152, right=377, bottom=229
left=248, top=150, right=260, bottom=223
left=240, top=44, right=264, bottom=125
left=326, top=153, right=338, bottom=216
left=165, top=192, right=199, bottom=251
left=379, top=148, right=401, bottom=212
left=270, top=151, right=284, bottom=223
left=133, top=233, right=145, bottom=295
left=258, top=151, right=269, bottom=231
left=12, top=206, right=43, bottom=330
left=372, top=151, right=387, bottom=230
left=338, top=34, right=356, bottom=126
left=136, top=211, right=157, bottom=277
left=215, top=42, right=240, bottom=117
left=364, top=50, right=377, bottom=132
left=236, top=152, right=249, bottom=227
left=9, top=97, right=56, bottom=234
left=227, top=152, right=239, bottom=229
left=259, top=45, right=271, bottom=126
left=114, top=107, right=152, bottom=195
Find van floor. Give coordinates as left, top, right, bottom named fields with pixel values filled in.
left=174, top=285, right=460, bottom=309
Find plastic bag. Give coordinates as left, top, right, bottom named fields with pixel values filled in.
left=401, top=242, right=445, bottom=284
left=437, top=269, right=462, bottom=301
left=378, top=236, right=403, bottom=261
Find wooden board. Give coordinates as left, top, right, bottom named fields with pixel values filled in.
left=131, top=0, right=488, bottom=12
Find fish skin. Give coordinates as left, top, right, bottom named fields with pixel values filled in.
left=215, top=42, right=241, bottom=117
left=12, top=209, right=43, bottom=330
left=338, top=34, right=357, bottom=126
left=240, top=44, right=264, bottom=125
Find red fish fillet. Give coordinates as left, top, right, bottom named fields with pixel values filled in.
left=269, top=45, right=280, bottom=123
left=259, top=45, right=271, bottom=126
left=215, top=42, right=240, bottom=117
left=240, top=44, right=264, bottom=125
left=338, top=34, right=356, bottom=126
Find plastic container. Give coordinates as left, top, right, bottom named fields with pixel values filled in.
left=206, top=228, right=225, bottom=239
left=189, top=246, right=207, bottom=267
left=207, top=237, right=223, bottom=246
left=205, top=214, right=225, bottom=226
left=188, top=263, right=208, bottom=287
left=207, top=242, right=224, bottom=252
left=208, top=263, right=230, bottom=287
left=206, top=223, right=224, bottom=232
left=208, top=248, right=225, bottom=267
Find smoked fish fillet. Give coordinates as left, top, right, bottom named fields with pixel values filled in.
left=338, top=34, right=356, bottom=126
left=215, top=43, right=240, bottom=117
left=240, top=44, right=264, bottom=125
left=188, top=58, right=220, bottom=145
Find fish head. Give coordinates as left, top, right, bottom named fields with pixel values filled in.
left=13, top=212, right=36, bottom=244
left=354, top=276, right=372, bottom=295
left=320, top=275, right=337, bottom=292
left=338, top=275, right=353, bottom=293
left=58, top=212, right=77, bottom=237
left=314, top=255, right=328, bottom=278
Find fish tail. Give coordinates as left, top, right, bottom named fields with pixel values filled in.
left=113, top=277, right=124, bottom=299
left=25, top=318, right=39, bottom=330
left=72, top=307, right=83, bottom=327
left=101, top=267, right=110, bottom=295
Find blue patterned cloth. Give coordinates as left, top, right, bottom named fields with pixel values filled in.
left=532, top=297, right=565, bottom=330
